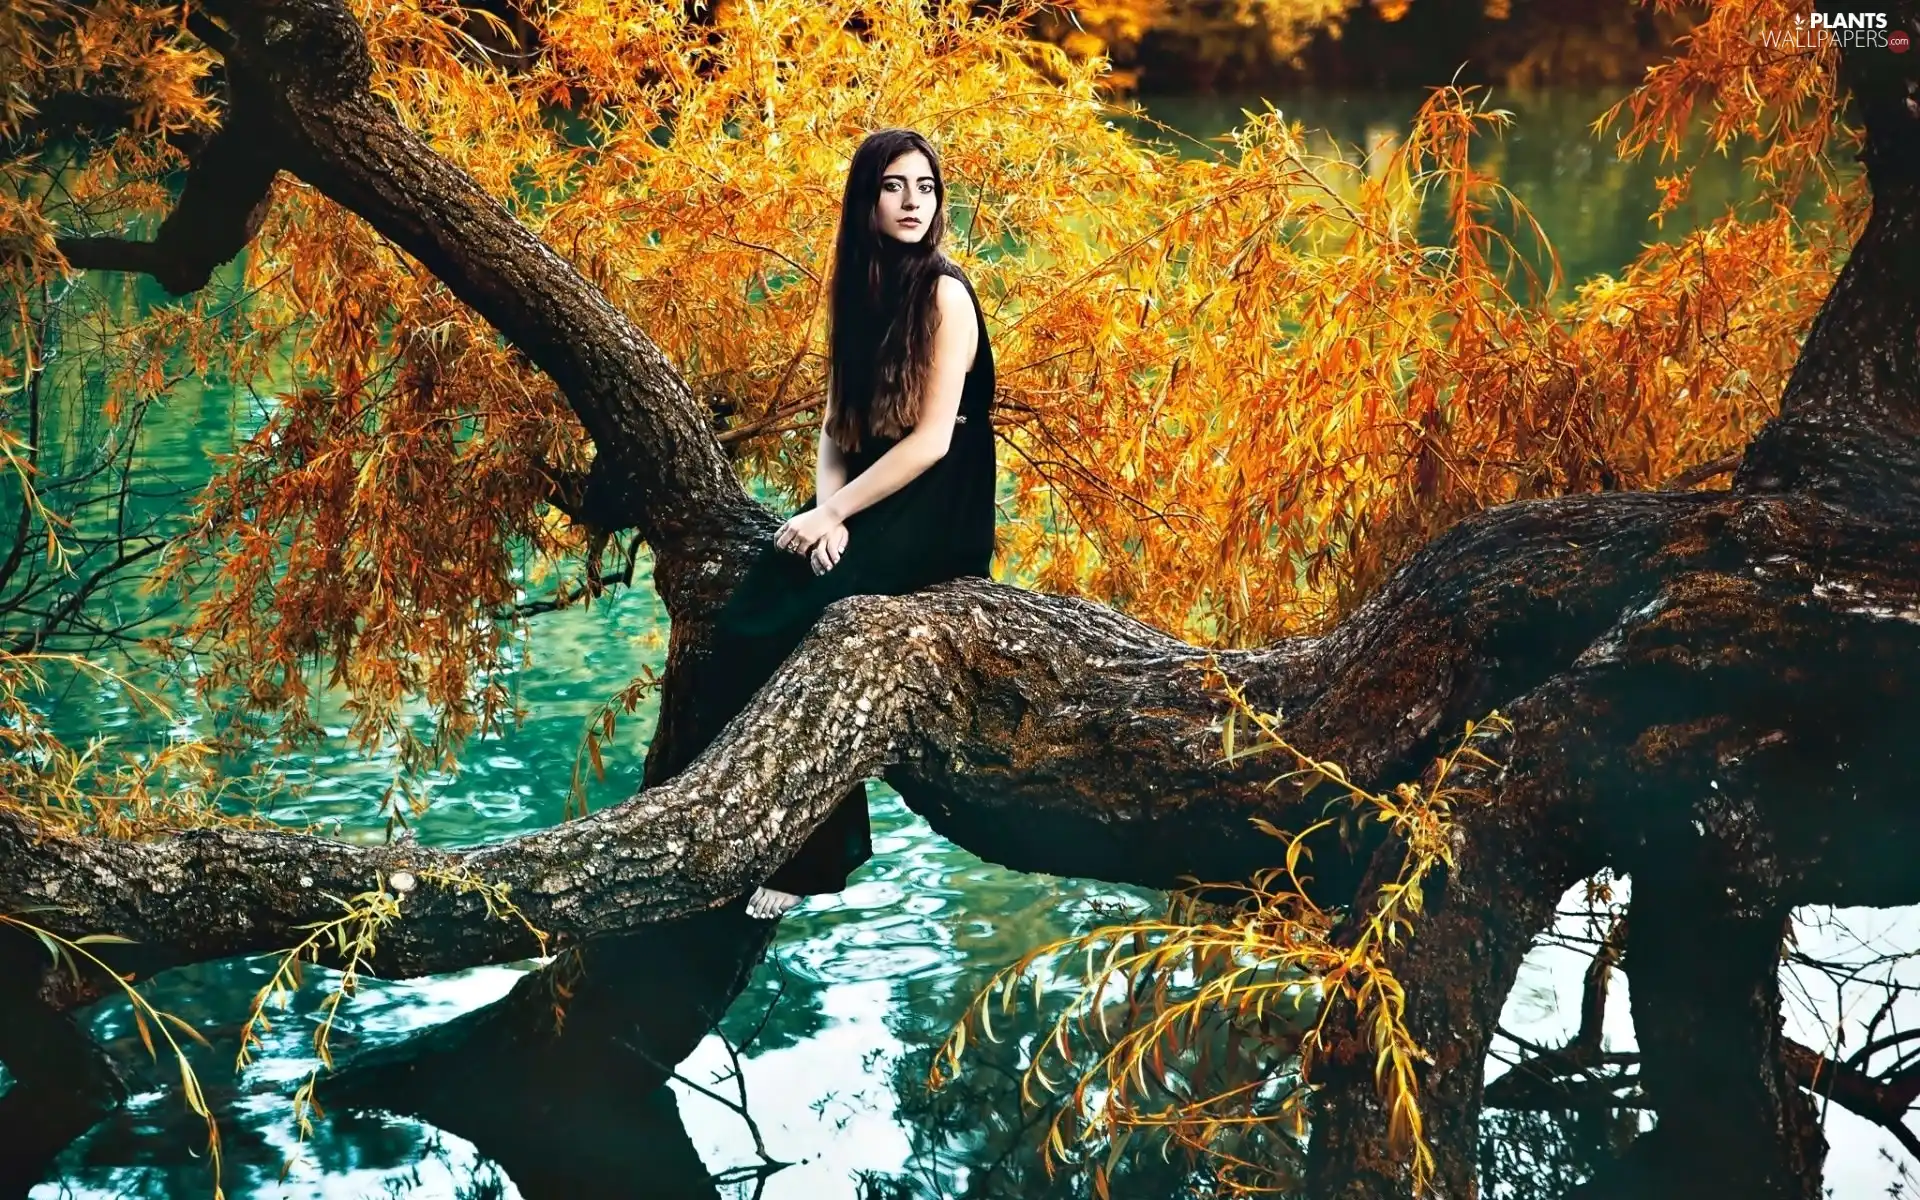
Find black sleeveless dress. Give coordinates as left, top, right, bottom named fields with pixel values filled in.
left=688, top=258, right=997, bottom=895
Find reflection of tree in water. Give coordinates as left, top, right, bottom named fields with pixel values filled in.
left=35, top=962, right=449, bottom=1197
left=780, top=873, right=1664, bottom=1200
left=866, top=957, right=1648, bottom=1199
left=47, top=1101, right=502, bottom=1199
left=373, top=1141, right=513, bottom=1200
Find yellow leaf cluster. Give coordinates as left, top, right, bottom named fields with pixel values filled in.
left=931, top=664, right=1513, bottom=1194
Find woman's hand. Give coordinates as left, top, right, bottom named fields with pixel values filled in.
left=809, top=524, right=849, bottom=575
left=775, top=506, right=844, bottom=557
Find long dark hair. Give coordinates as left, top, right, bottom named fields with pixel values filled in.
left=824, top=128, right=950, bottom=454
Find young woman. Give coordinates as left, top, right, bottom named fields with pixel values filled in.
left=683, top=128, right=998, bottom=920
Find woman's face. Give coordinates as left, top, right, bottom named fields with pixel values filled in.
left=875, top=149, right=937, bottom=244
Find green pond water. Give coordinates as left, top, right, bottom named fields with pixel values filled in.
left=13, top=88, right=1850, bottom=1199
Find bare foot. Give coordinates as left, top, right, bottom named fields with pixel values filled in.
left=747, top=886, right=802, bottom=920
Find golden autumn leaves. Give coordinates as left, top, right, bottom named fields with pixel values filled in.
left=4, top=0, right=1845, bottom=761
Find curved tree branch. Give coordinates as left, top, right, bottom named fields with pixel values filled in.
left=185, top=0, right=760, bottom=577
left=6, top=479, right=1920, bottom=979
left=53, top=111, right=279, bottom=296
left=0, top=482, right=1714, bottom=979
left=1734, top=4, right=1920, bottom=508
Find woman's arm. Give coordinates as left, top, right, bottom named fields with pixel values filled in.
left=816, top=383, right=850, bottom=503
left=820, top=276, right=977, bottom=523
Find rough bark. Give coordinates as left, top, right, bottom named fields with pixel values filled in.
left=1302, top=713, right=1597, bottom=1198
left=6, top=0, right=1920, bottom=1197
left=0, top=493, right=1750, bottom=975
left=1735, top=1, right=1920, bottom=509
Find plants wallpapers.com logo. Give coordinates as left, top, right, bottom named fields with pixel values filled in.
left=1761, top=11, right=1911, bottom=51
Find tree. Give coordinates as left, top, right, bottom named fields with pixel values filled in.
left=1, top=0, right=1915, bottom=1196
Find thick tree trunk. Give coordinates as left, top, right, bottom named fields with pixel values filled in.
left=1302, top=719, right=1597, bottom=1198
left=1578, top=892, right=1823, bottom=1200
left=9, top=1, right=1920, bottom=1197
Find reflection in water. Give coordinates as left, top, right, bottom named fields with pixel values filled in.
left=24, top=791, right=1174, bottom=1199
left=40, top=1077, right=714, bottom=1199
left=23, top=89, right=1885, bottom=1198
